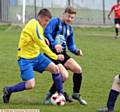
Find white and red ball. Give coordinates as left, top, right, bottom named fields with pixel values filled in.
left=50, top=93, right=66, bottom=106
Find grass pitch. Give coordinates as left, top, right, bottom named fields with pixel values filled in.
left=0, top=25, right=120, bottom=112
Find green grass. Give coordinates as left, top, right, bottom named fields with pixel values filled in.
left=0, top=25, right=120, bottom=112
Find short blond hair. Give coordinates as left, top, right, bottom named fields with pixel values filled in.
left=64, top=6, right=76, bottom=14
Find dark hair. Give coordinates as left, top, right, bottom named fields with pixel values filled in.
left=38, top=8, right=52, bottom=18
left=117, top=0, right=120, bottom=3
left=64, top=6, right=76, bottom=14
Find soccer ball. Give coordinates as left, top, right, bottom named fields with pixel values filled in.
left=50, top=93, right=66, bottom=106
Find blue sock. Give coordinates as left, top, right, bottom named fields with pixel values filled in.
left=107, top=89, right=119, bottom=111
left=7, top=82, right=26, bottom=93
left=52, top=73, right=63, bottom=94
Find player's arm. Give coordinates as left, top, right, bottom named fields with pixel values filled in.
left=67, top=30, right=83, bottom=56
left=34, top=25, right=64, bottom=61
left=108, top=6, right=114, bottom=19
left=44, top=18, right=60, bottom=49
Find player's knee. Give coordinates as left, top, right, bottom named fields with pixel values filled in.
left=116, top=24, right=120, bottom=28
left=26, top=80, right=35, bottom=89
left=52, top=64, right=59, bottom=74
left=27, top=83, right=35, bottom=89
left=113, top=74, right=120, bottom=84
left=64, top=72, right=69, bottom=80
left=74, top=66, right=82, bottom=74
left=58, top=64, right=68, bottom=81
left=62, top=71, right=69, bottom=81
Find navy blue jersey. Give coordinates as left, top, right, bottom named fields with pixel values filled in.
left=44, top=17, right=77, bottom=54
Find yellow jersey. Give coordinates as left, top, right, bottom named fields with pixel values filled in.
left=17, top=19, right=58, bottom=60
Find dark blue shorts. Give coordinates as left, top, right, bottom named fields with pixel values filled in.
left=114, top=18, right=120, bottom=24
left=18, top=54, right=52, bottom=81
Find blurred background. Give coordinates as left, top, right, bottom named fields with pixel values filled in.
left=0, top=0, right=117, bottom=25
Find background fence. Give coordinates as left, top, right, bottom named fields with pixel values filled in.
left=0, top=0, right=117, bottom=25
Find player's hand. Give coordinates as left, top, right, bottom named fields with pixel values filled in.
left=45, top=38, right=50, bottom=46
left=57, top=54, right=64, bottom=61
left=76, top=49, right=83, bottom=56
left=55, top=44, right=63, bottom=53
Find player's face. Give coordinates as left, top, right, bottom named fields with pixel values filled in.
left=64, top=13, right=76, bottom=24
left=38, top=16, right=50, bottom=28
left=117, top=0, right=120, bottom=4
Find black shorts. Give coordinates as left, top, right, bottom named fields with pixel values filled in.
left=114, top=18, right=120, bottom=24
left=119, top=74, right=120, bottom=79
left=45, top=52, right=71, bottom=65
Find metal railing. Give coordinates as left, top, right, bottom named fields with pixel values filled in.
left=0, top=0, right=117, bottom=25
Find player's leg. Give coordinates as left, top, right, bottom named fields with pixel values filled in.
left=35, top=54, right=64, bottom=95
left=64, top=57, right=87, bottom=105
left=48, top=63, right=68, bottom=94
left=44, top=53, right=75, bottom=103
left=44, top=62, right=68, bottom=104
left=58, top=63, right=69, bottom=81
left=44, top=63, right=72, bottom=104
left=114, top=19, right=119, bottom=38
left=106, top=74, right=120, bottom=111
left=45, top=62, right=64, bottom=94
left=98, top=74, right=120, bottom=112
left=3, top=58, right=35, bottom=103
left=118, top=18, right=120, bottom=37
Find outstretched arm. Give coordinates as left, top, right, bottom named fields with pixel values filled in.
left=34, top=25, right=64, bottom=61
left=67, top=31, right=83, bottom=56
left=108, top=6, right=114, bottom=19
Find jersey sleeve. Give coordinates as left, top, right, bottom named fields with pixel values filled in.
left=111, top=5, right=115, bottom=11
left=67, top=28, right=77, bottom=54
left=44, top=18, right=59, bottom=49
left=33, top=22, right=58, bottom=60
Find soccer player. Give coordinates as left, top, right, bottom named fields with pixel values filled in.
left=98, top=74, right=120, bottom=112
left=2, top=8, right=67, bottom=103
left=44, top=6, right=87, bottom=105
left=108, top=0, right=120, bottom=38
